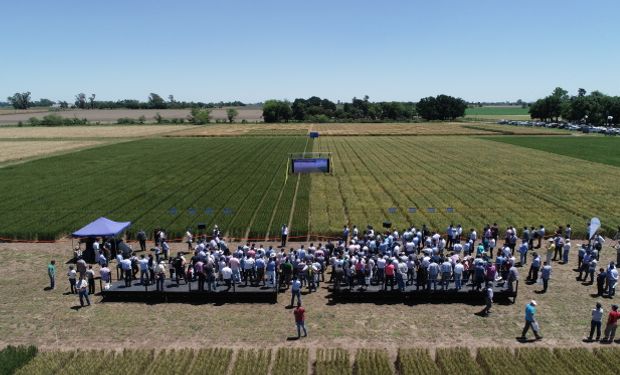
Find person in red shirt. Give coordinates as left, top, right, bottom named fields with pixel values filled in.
left=602, top=304, right=620, bottom=342
left=385, top=262, right=396, bottom=291
left=293, top=302, right=307, bottom=338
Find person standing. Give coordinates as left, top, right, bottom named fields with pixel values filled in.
left=541, top=262, right=552, bottom=293
left=156, top=261, right=166, bottom=292
left=602, top=304, right=620, bottom=342
left=77, top=277, right=91, bottom=307
left=597, top=268, right=608, bottom=297
left=137, top=230, right=147, bottom=252
left=290, top=276, right=302, bottom=306
left=121, top=257, right=132, bottom=287
left=293, top=302, right=307, bottom=338
left=586, top=302, right=604, bottom=341
left=609, top=262, right=619, bottom=298
left=527, top=252, right=541, bottom=281
left=100, top=265, right=111, bottom=290
left=519, top=300, right=542, bottom=340
left=281, top=224, right=288, bottom=247
left=76, top=257, right=87, bottom=280
left=454, top=260, right=464, bottom=290
left=67, top=265, right=77, bottom=294
left=85, top=265, right=95, bottom=294
left=482, top=283, right=493, bottom=315
left=185, top=229, right=193, bottom=250
left=562, top=239, right=571, bottom=264
left=47, top=260, right=56, bottom=290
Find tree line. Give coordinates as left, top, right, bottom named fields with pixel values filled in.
left=530, top=87, right=620, bottom=125
left=5, top=92, right=246, bottom=110
left=263, top=95, right=467, bottom=123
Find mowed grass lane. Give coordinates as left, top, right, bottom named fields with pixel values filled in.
left=310, top=136, right=620, bottom=236
left=0, top=137, right=309, bottom=240
left=487, top=136, right=620, bottom=168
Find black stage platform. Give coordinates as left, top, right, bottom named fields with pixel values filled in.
left=327, top=280, right=518, bottom=304
left=100, top=279, right=278, bottom=303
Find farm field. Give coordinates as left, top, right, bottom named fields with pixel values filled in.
left=488, top=135, right=620, bottom=168
left=170, top=122, right=568, bottom=137
left=0, top=137, right=310, bottom=240
left=310, top=136, right=620, bottom=236
left=0, top=107, right=263, bottom=125
left=465, top=106, right=530, bottom=116
left=464, top=106, right=531, bottom=121
left=5, top=345, right=620, bottom=375
left=0, top=132, right=617, bottom=240
left=0, top=124, right=198, bottom=139
left=0, top=140, right=104, bottom=164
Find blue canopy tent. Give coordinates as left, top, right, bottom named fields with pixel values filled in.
left=72, top=217, right=131, bottom=263
left=72, top=217, right=131, bottom=238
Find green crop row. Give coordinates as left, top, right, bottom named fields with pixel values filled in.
left=232, top=348, right=271, bottom=375
left=315, top=348, right=351, bottom=375
left=6, top=346, right=620, bottom=375
left=272, top=348, right=308, bottom=375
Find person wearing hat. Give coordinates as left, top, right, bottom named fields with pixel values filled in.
left=602, top=304, right=620, bottom=342
left=519, top=300, right=542, bottom=340
left=587, top=302, right=604, bottom=341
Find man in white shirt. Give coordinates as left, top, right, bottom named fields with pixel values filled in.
left=77, top=277, right=91, bottom=307
left=139, top=255, right=150, bottom=285
left=454, top=260, right=464, bottom=290
left=121, top=257, right=132, bottom=287
left=440, top=259, right=452, bottom=290
left=221, top=265, right=233, bottom=291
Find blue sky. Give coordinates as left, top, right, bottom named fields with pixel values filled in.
left=1, top=0, right=619, bottom=103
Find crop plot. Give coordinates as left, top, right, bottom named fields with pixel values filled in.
left=0, top=137, right=309, bottom=240
left=311, top=136, right=620, bottom=236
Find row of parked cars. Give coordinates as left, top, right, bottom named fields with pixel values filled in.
left=497, top=120, right=620, bottom=135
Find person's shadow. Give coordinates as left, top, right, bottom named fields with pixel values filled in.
left=70, top=305, right=83, bottom=311
left=43, top=287, right=53, bottom=291
left=286, top=336, right=300, bottom=341
left=516, top=337, right=538, bottom=343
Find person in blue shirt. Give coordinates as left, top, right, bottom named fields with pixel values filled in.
left=518, top=243, right=528, bottom=266
left=290, top=275, right=302, bottom=307
left=527, top=252, right=541, bottom=281
left=266, top=256, right=277, bottom=287
left=519, top=300, right=542, bottom=340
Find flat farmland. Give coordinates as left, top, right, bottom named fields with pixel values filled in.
left=170, top=122, right=568, bottom=137
left=310, top=136, right=620, bottom=236
left=0, top=133, right=617, bottom=240
left=0, top=140, right=104, bottom=164
left=0, top=125, right=198, bottom=139
left=0, top=137, right=310, bottom=240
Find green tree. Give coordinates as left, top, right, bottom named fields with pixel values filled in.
left=148, top=93, right=167, bottom=109
left=89, top=94, right=96, bottom=109
left=74, top=93, right=87, bottom=109
left=190, top=107, right=211, bottom=124
left=7, top=92, right=32, bottom=110
left=34, top=98, right=55, bottom=107
left=416, top=95, right=466, bottom=120
left=226, top=108, right=239, bottom=123
left=262, top=100, right=292, bottom=123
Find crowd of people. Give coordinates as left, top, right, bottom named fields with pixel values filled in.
left=48, top=222, right=620, bottom=341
